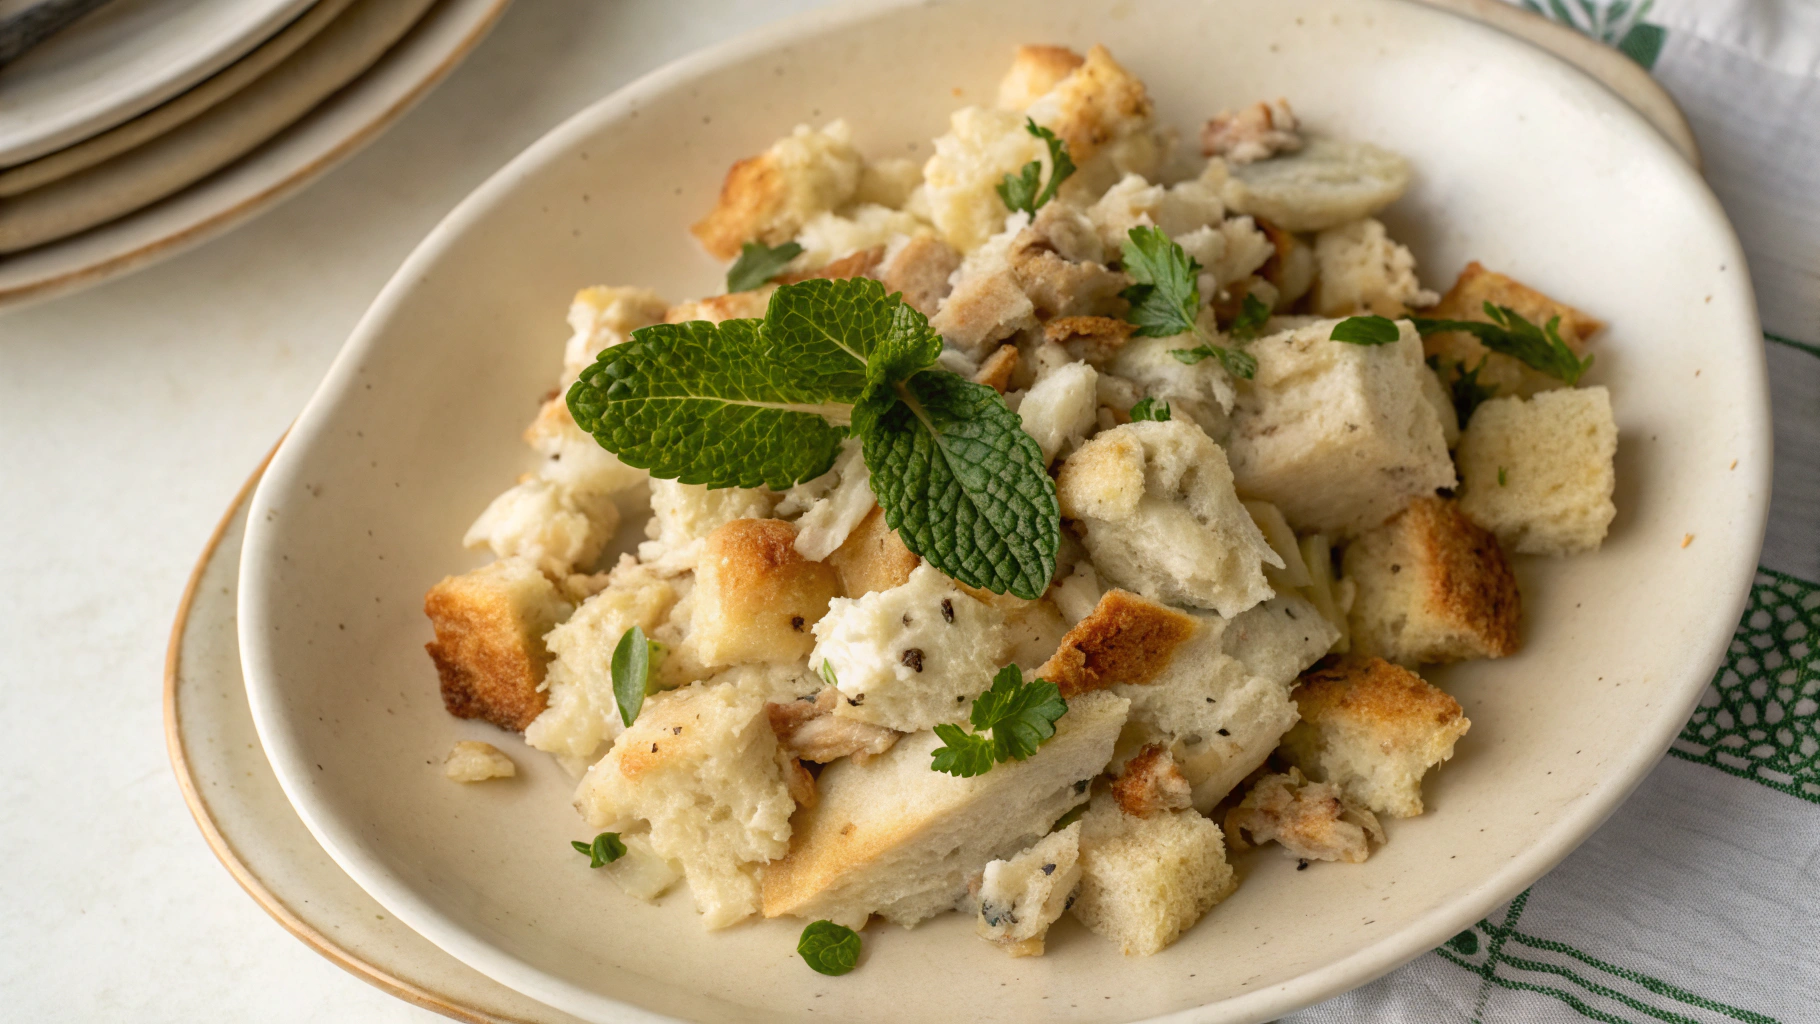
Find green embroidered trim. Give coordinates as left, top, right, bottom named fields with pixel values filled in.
left=1670, top=568, right=1820, bottom=803
left=1764, top=330, right=1820, bottom=359
left=1522, top=0, right=1668, bottom=70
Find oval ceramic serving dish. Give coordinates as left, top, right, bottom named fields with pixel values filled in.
left=238, top=1, right=1771, bottom=1022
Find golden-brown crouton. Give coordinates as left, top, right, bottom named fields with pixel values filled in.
left=826, top=505, right=921, bottom=597
left=973, top=344, right=1020, bottom=393
left=665, top=288, right=774, bottom=325
left=1424, top=262, right=1603, bottom=397
left=691, top=519, right=841, bottom=666
left=689, top=123, right=862, bottom=260
left=777, top=245, right=885, bottom=284
left=1025, top=45, right=1153, bottom=167
left=1225, top=767, right=1383, bottom=863
left=1036, top=589, right=1200, bottom=697
left=1282, top=658, right=1469, bottom=818
left=1344, top=496, right=1521, bottom=665
left=881, top=234, right=962, bottom=317
left=1111, top=744, right=1193, bottom=818
left=1044, top=314, right=1136, bottom=368
left=996, top=44, right=1085, bottom=111
left=423, top=559, right=572, bottom=731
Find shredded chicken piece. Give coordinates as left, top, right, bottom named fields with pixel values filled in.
left=1200, top=99, right=1302, bottom=165
left=1110, top=744, right=1194, bottom=817
left=1225, top=767, right=1385, bottom=864
left=765, top=688, right=901, bottom=764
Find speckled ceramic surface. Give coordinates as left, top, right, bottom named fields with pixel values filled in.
left=233, top=1, right=1769, bottom=1021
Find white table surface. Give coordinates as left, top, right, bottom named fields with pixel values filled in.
left=0, top=2, right=832, bottom=1019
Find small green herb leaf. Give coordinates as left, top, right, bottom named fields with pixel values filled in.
left=995, top=119, right=1076, bottom=215
left=1411, top=302, right=1593, bottom=385
left=726, top=241, right=803, bottom=293
left=1128, top=397, right=1171, bottom=422
left=1498, top=466, right=1509, bottom=486
left=1120, top=226, right=1202, bottom=338
left=995, top=161, right=1043, bottom=216
left=1440, top=355, right=1496, bottom=425
left=1330, top=315, right=1402, bottom=346
left=571, top=832, right=627, bottom=868
left=929, top=723, right=998, bottom=778
left=1169, top=343, right=1257, bottom=380
left=611, top=626, right=651, bottom=727
left=798, top=920, right=862, bottom=976
left=817, top=660, right=839, bottom=689
left=930, top=666, right=1069, bottom=776
left=1229, top=292, right=1272, bottom=340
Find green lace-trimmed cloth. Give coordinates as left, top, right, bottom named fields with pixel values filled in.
left=1292, top=1, right=1820, bottom=1020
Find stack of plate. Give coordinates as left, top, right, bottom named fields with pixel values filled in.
left=0, top=0, right=510, bottom=310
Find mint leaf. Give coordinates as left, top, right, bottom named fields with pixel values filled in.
left=726, top=241, right=802, bottom=293
left=930, top=723, right=997, bottom=777
left=1129, top=397, right=1170, bottom=422
left=571, top=832, right=626, bottom=868
left=1229, top=292, right=1272, bottom=340
left=611, top=626, right=650, bottom=727
left=996, top=119, right=1076, bottom=215
left=1120, top=226, right=1201, bottom=338
left=1169, top=343, right=1257, bottom=381
left=971, top=665, right=1066, bottom=763
left=1411, top=302, right=1593, bottom=385
left=864, top=372, right=1059, bottom=600
left=1330, top=315, right=1401, bottom=345
left=798, top=920, right=862, bottom=976
left=995, top=161, right=1042, bottom=215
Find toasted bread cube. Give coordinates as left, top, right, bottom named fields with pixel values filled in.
left=1312, top=218, right=1438, bottom=317
left=762, top=690, right=1128, bottom=928
left=1281, top=658, right=1470, bottom=818
left=692, top=519, right=840, bottom=668
left=574, top=677, right=798, bottom=928
left=424, top=558, right=572, bottom=732
left=690, top=121, right=863, bottom=260
left=825, top=505, right=920, bottom=597
left=665, top=287, right=774, bottom=325
left=1424, top=262, right=1602, bottom=398
left=1216, top=138, right=1410, bottom=233
left=561, top=286, right=669, bottom=382
left=524, top=561, right=680, bottom=759
left=463, top=476, right=620, bottom=578
left=1070, top=792, right=1236, bottom=956
left=1225, top=768, right=1383, bottom=863
left=442, top=740, right=516, bottom=782
left=1226, top=318, right=1456, bottom=536
left=1344, top=496, right=1521, bottom=664
left=1057, top=419, right=1282, bottom=617
left=810, top=564, right=1008, bottom=733
left=1023, top=45, right=1161, bottom=196
left=880, top=234, right=962, bottom=317
left=973, top=821, right=1083, bottom=957
left=996, top=44, right=1086, bottom=111
left=637, top=479, right=776, bottom=572
left=1037, top=589, right=1201, bottom=697
left=1456, top=387, right=1617, bottom=555
left=1118, top=594, right=1336, bottom=811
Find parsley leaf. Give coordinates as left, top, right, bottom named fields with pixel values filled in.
left=725, top=241, right=803, bottom=293
left=996, top=119, right=1076, bottom=215
left=865, top=372, right=1059, bottom=600
left=1121, top=226, right=1201, bottom=338
left=798, top=920, right=862, bottom=976
left=1170, top=343, right=1257, bottom=380
left=1329, top=315, right=1402, bottom=345
left=817, top=660, right=839, bottom=689
left=1410, top=302, right=1593, bottom=385
left=1229, top=292, right=1272, bottom=340
left=611, top=626, right=652, bottom=727
left=1129, top=397, right=1171, bottom=422
left=930, top=666, right=1068, bottom=776
left=571, top=832, right=627, bottom=868
left=1440, top=355, right=1496, bottom=425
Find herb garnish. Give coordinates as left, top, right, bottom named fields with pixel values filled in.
left=1332, top=302, right=1593, bottom=385
left=1432, top=354, right=1496, bottom=425
left=726, top=240, right=804, bottom=293
left=571, top=832, right=627, bottom=868
left=1228, top=292, right=1272, bottom=341
left=1121, top=226, right=1257, bottom=380
left=930, top=666, right=1068, bottom=778
left=1128, top=397, right=1171, bottom=422
left=568, top=278, right=1060, bottom=599
left=612, top=626, right=652, bottom=727
left=996, top=119, right=1076, bottom=215
left=798, top=920, right=862, bottom=976
left=1328, top=314, right=1402, bottom=346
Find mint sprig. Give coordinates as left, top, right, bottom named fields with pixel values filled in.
left=569, top=278, right=1060, bottom=598
left=996, top=119, right=1075, bottom=215
left=726, top=241, right=803, bottom=293
left=798, top=920, right=862, bottom=976
left=1124, top=226, right=1257, bottom=380
left=930, top=666, right=1068, bottom=778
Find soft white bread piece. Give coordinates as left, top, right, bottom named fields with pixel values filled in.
left=1423, top=262, right=1603, bottom=399
left=424, top=558, right=572, bottom=732
left=523, top=398, right=648, bottom=497
left=637, top=480, right=777, bottom=572
left=825, top=505, right=921, bottom=597
left=1022, top=45, right=1162, bottom=198
left=1225, top=767, right=1383, bottom=863
left=1226, top=318, right=1456, bottom=536
left=525, top=560, right=680, bottom=760
left=665, top=288, right=774, bottom=325
left=1456, top=387, right=1617, bottom=556
left=1418, top=364, right=1461, bottom=449
left=1087, top=172, right=1222, bottom=251
left=1312, top=218, right=1438, bottom=317
left=691, top=519, right=840, bottom=668
left=1036, top=589, right=1200, bottom=697
left=973, top=821, right=1083, bottom=957
left=856, top=157, right=923, bottom=210
left=1107, top=333, right=1238, bottom=442
left=442, top=740, right=516, bottom=782
left=1056, top=419, right=1282, bottom=617
left=1344, top=496, right=1521, bottom=664
left=811, top=564, right=1008, bottom=733
left=603, top=833, right=684, bottom=902
left=996, top=44, right=1086, bottom=112
left=1117, top=594, right=1336, bottom=811
left=1215, top=138, right=1411, bottom=233
left=762, top=690, right=1130, bottom=928
left=791, top=205, right=928, bottom=270
left=1280, top=658, right=1471, bottom=818
left=561, top=286, right=669, bottom=382
left=690, top=120, right=863, bottom=260
left=1002, top=597, right=1070, bottom=673
left=1018, top=360, right=1100, bottom=464
left=917, top=106, right=1049, bottom=254
left=464, top=476, right=620, bottom=578
left=574, top=677, right=798, bottom=928
left=1070, top=792, right=1236, bottom=956
left=773, top=439, right=875, bottom=561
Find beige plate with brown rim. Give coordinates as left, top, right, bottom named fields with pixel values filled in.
left=165, top=4, right=1700, bottom=1021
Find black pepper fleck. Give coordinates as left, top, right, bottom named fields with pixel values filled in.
left=1041, top=863, right=1056, bottom=875
left=901, top=648, right=924, bottom=672
left=1217, top=728, right=1230, bottom=736
left=791, top=616, right=805, bottom=631
left=1285, top=607, right=1297, bottom=620
left=672, top=726, right=682, bottom=735
left=1390, top=564, right=1401, bottom=574
left=941, top=598, right=954, bottom=623
left=651, top=743, right=658, bottom=753
left=1297, top=859, right=1309, bottom=871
